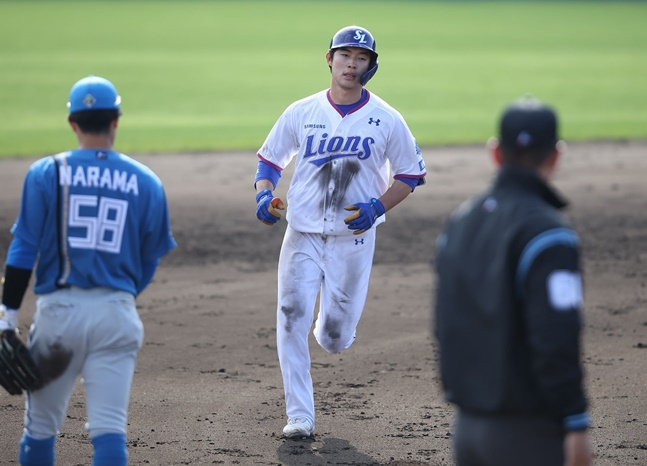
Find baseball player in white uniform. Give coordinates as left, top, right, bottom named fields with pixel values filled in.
left=0, top=76, right=176, bottom=465
left=254, top=25, right=427, bottom=439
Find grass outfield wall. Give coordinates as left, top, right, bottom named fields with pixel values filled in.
left=0, top=1, right=645, bottom=157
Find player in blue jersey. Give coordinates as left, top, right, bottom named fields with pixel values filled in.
left=0, top=75, right=176, bottom=466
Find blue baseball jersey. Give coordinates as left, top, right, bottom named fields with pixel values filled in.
left=11, top=149, right=176, bottom=296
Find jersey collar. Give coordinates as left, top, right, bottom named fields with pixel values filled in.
left=326, top=88, right=371, bottom=117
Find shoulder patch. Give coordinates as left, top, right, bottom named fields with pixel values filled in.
left=547, top=270, right=583, bottom=311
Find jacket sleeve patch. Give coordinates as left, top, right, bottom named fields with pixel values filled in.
left=547, top=270, right=582, bottom=311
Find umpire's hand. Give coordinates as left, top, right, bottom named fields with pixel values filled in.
left=564, top=431, right=593, bottom=466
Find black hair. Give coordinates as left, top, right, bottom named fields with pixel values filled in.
left=500, top=145, right=556, bottom=168
left=68, top=109, right=120, bottom=134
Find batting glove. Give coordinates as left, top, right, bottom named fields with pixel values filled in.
left=0, top=305, right=18, bottom=332
left=256, top=188, right=285, bottom=226
left=343, top=198, right=385, bottom=235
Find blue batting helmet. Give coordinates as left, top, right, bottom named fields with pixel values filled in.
left=67, top=75, right=121, bottom=114
left=329, top=25, right=379, bottom=86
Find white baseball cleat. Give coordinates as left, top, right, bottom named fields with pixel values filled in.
left=282, top=417, right=314, bottom=439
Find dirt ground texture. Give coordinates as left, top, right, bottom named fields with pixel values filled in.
left=0, top=141, right=645, bottom=466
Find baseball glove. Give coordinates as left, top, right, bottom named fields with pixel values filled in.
left=0, top=330, right=42, bottom=395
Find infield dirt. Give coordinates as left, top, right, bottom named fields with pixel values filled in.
left=0, top=141, right=645, bottom=465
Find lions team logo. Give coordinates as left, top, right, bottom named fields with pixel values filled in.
left=303, top=133, right=375, bottom=167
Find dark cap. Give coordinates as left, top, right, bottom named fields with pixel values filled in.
left=499, top=96, right=558, bottom=150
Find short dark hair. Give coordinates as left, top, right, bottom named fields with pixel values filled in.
left=500, top=145, right=556, bottom=168
left=68, top=109, right=120, bottom=134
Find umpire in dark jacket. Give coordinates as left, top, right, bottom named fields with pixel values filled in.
left=434, top=97, right=593, bottom=466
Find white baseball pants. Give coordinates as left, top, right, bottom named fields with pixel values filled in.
left=276, top=225, right=376, bottom=423
left=24, top=286, right=143, bottom=440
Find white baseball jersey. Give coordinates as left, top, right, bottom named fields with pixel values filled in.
left=258, top=89, right=426, bottom=235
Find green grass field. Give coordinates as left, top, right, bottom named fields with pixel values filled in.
left=1, top=1, right=645, bottom=157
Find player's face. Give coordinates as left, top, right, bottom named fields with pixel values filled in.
left=327, top=47, right=371, bottom=89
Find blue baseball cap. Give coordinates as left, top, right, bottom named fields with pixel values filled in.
left=67, top=75, right=121, bottom=114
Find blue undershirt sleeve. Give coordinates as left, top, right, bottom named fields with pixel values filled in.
left=255, top=160, right=281, bottom=190
left=393, top=176, right=420, bottom=192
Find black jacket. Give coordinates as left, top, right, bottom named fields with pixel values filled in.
left=434, top=165, right=588, bottom=422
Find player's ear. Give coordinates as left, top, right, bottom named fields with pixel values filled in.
left=326, top=51, right=333, bottom=67
left=544, top=144, right=561, bottom=173
left=68, top=117, right=79, bottom=132
left=487, top=137, right=503, bottom=166
left=538, top=147, right=560, bottom=181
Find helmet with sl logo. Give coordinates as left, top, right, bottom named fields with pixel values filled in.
left=329, top=25, right=379, bottom=86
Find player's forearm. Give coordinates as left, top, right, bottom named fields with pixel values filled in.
left=255, top=179, right=274, bottom=194
left=377, top=179, right=413, bottom=212
left=2, top=236, right=37, bottom=310
left=255, top=159, right=282, bottom=191
left=2, top=265, right=33, bottom=311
